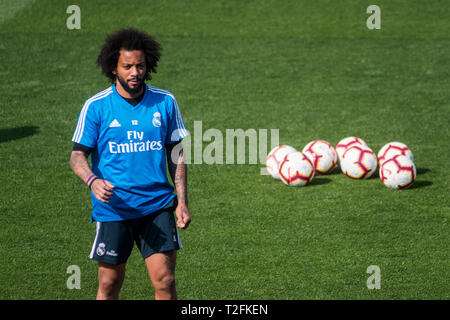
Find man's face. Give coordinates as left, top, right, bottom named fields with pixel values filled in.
left=113, top=49, right=146, bottom=96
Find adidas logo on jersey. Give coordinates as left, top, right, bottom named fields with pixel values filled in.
left=109, top=119, right=121, bottom=128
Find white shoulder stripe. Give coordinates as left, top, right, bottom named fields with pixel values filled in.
left=73, top=88, right=112, bottom=143
left=147, top=86, right=175, bottom=100
left=73, top=88, right=113, bottom=143
left=173, top=99, right=188, bottom=138
left=148, top=86, right=188, bottom=138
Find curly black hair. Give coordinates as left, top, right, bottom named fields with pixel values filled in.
left=96, top=28, right=162, bottom=83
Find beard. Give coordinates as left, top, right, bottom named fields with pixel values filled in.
left=116, top=74, right=145, bottom=96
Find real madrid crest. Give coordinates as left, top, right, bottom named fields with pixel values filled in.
left=96, top=242, right=106, bottom=256
left=152, top=112, right=161, bottom=128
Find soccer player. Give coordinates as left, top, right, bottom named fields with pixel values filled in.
left=70, top=28, right=191, bottom=300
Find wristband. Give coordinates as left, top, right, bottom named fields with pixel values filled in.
left=88, top=177, right=99, bottom=189
left=86, top=174, right=97, bottom=187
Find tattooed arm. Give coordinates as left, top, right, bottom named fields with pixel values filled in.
left=166, top=141, right=191, bottom=229
left=70, top=150, right=114, bottom=203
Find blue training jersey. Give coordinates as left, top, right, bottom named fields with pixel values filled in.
left=72, top=84, right=188, bottom=222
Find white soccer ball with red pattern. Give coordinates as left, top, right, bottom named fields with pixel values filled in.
left=340, top=145, right=377, bottom=179
left=377, top=142, right=413, bottom=165
left=302, top=140, right=337, bottom=174
left=265, top=145, right=297, bottom=179
left=279, top=152, right=315, bottom=186
left=335, top=136, right=368, bottom=164
left=380, top=155, right=416, bottom=189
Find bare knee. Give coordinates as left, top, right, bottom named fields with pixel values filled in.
left=97, top=263, right=125, bottom=300
left=153, top=271, right=175, bottom=290
left=146, top=251, right=178, bottom=300
left=152, top=271, right=176, bottom=299
left=99, top=275, right=122, bottom=295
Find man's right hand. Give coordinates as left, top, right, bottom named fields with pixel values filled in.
left=91, top=179, right=115, bottom=203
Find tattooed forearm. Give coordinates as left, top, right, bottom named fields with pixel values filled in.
left=167, top=144, right=188, bottom=205
left=174, top=157, right=188, bottom=205
left=70, top=150, right=94, bottom=184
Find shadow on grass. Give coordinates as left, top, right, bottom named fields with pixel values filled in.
left=309, top=177, right=332, bottom=186
left=0, top=126, right=39, bottom=143
left=330, top=167, right=431, bottom=177
left=408, top=180, right=433, bottom=189
left=323, top=167, right=341, bottom=175
left=371, top=171, right=380, bottom=179
left=416, top=168, right=430, bottom=175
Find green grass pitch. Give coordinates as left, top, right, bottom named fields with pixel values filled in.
left=0, top=0, right=448, bottom=299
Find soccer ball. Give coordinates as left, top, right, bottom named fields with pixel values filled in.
left=265, top=145, right=297, bottom=179
left=302, top=140, right=337, bottom=174
left=335, top=136, right=368, bottom=164
left=279, top=152, right=315, bottom=186
left=380, top=155, right=416, bottom=189
left=377, top=141, right=414, bottom=165
left=340, top=145, right=377, bottom=179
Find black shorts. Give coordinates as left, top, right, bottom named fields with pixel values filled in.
left=89, top=204, right=182, bottom=265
